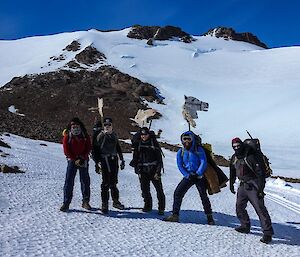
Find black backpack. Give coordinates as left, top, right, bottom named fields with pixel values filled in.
left=243, top=138, right=272, bottom=178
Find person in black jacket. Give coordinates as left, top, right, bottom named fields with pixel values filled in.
left=130, top=127, right=165, bottom=215
left=230, top=137, right=274, bottom=244
left=93, top=117, right=125, bottom=214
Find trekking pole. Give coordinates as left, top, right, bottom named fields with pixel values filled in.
left=149, top=119, right=152, bottom=130
left=246, top=130, right=253, bottom=139
left=188, top=121, right=191, bottom=131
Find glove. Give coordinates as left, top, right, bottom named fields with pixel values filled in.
left=95, top=162, right=102, bottom=174
left=230, top=183, right=236, bottom=194
left=75, top=158, right=85, bottom=167
left=257, top=190, right=265, bottom=199
left=154, top=173, right=161, bottom=180
left=120, top=160, right=125, bottom=170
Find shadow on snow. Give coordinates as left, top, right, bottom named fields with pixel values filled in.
left=67, top=208, right=300, bottom=246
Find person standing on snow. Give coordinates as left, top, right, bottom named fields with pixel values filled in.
left=93, top=117, right=125, bottom=214
left=130, top=127, right=166, bottom=215
left=60, top=117, right=92, bottom=212
left=163, top=131, right=214, bottom=224
left=230, top=137, right=274, bottom=244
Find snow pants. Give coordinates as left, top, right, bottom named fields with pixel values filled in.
left=139, top=170, right=166, bottom=211
left=172, top=177, right=212, bottom=215
left=236, top=182, right=274, bottom=236
left=63, top=160, right=90, bottom=205
left=100, top=156, right=120, bottom=205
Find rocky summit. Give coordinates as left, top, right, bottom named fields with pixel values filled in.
left=203, top=27, right=268, bottom=49
left=127, top=25, right=194, bottom=43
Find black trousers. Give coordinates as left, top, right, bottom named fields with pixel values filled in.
left=236, top=182, right=274, bottom=235
left=172, top=177, right=212, bottom=215
left=139, top=171, right=166, bottom=211
left=100, top=156, right=120, bottom=205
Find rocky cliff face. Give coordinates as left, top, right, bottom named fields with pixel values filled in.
left=127, top=25, right=194, bottom=43
left=203, top=27, right=268, bottom=49
left=0, top=65, right=162, bottom=147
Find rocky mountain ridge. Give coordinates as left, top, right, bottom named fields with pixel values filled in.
left=203, top=26, right=268, bottom=48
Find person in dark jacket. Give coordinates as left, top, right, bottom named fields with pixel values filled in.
left=230, top=137, right=274, bottom=244
left=163, top=131, right=214, bottom=224
left=93, top=117, right=125, bottom=214
left=130, top=127, right=166, bottom=215
left=60, top=117, right=92, bottom=212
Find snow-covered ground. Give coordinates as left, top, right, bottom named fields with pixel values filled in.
left=1, top=28, right=300, bottom=177
left=0, top=134, right=299, bottom=257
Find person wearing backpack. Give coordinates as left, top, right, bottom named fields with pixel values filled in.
left=93, top=117, right=125, bottom=214
left=230, top=137, right=274, bottom=244
left=60, top=117, right=92, bottom=212
left=163, top=131, right=215, bottom=224
left=130, top=127, right=166, bottom=215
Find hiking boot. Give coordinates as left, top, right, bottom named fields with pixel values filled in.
left=113, top=201, right=125, bottom=210
left=82, top=202, right=92, bottom=210
left=207, top=214, right=215, bottom=225
left=163, top=214, right=179, bottom=222
left=60, top=203, right=69, bottom=212
left=235, top=226, right=250, bottom=234
left=101, top=203, right=108, bottom=214
left=158, top=209, right=165, bottom=216
left=142, top=206, right=152, bottom=212
left=142, top=203, right=152, bottom=212
left=260, top=234, right=272, bottom=244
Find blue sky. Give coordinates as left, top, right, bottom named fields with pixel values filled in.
left=0, top=0, right=299, bottom=48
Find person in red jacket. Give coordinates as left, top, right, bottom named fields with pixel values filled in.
left=60, top=117, right=92, bottom=212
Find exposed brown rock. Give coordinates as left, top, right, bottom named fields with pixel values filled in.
left=0, top=164, right=24, bottom=173
left=64, top=40, right=81, bottom=52
left=203, top=27, right=268, bottom=49
left=0, top=139, right=11, bottom=148
left=0, top=66, right=162, bottom=143
left=75, top=46, right=106, bottom=66
left=66, top=60, right=82, bottom=69
left=128, top=25, right=194, bottom=43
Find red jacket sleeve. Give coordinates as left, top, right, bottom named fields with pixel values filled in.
left=63, top=135, right=76, bottom=160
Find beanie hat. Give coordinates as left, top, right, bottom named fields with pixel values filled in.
left=140, top=127, right=150, bottom=135
left=103, top=117, right=112, bottom=124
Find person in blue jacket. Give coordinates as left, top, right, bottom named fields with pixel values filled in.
left=163, top=131, right=215, bottom=224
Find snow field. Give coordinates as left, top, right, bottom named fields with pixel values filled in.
left=0, top=134, right=299, bottom=257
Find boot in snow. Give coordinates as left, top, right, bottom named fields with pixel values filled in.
left=158, top=209, right=165, bottom=216
left=101, top=203, right=108, bottom=214
left=235, top=226, right=250, bottom=234
left=207, top=214, right=215, bottom=225
left=163, top=214, right=179, bottom=222
left=113, top=201, right=125, bottom=210
left=82, top=201, right=92, bottom=210
left=60, top=203, right=69, bottom=212
left=260, top=235, right=272, bottom=244
left=142, top=203, right=152, bottom=212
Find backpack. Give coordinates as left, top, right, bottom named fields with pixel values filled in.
left=131, top=129, right=165, bottom=171
left=243, top=138, right=272, bottom=178
left=131, top=130, right=163, bottom=153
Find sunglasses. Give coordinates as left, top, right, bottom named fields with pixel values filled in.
left=104, top=123, right=112, bottom=127
left=182, top=137, right=192, bottom=142
left=232, top=143, right=241, bottom=149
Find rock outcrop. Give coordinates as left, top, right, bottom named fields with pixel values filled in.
left=0, top=66, right=162, bottom=144
left=128, top=25, right=194, bottom=43
left=203, top=27, right=268, bottom=49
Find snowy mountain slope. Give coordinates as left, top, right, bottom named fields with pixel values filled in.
left=0, top=134, right=299, bottom=257
left=1, top=28, right=300, bottom=177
